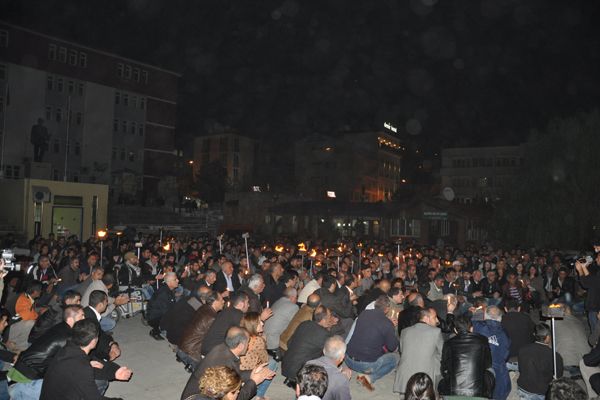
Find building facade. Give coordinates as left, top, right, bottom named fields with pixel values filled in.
left=294, top=131, right=403, bottom=202
left=192, top=132, right=256, bottom=190
left=440, top=144, right=526, bottom=204
left=0, top=22, right=179, bottom=202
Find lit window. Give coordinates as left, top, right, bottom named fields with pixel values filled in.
left=48, top=44, right=57, bottom=60
left=58, top=47, right=67, bottom=63
left=78, top=52, right=87, bottom=68
left=69, top=50, right=78, bottom=66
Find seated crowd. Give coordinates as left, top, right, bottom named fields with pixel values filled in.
left=1, top=232, right=600, bottom=399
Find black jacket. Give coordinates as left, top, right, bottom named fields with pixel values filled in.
left=281, top=320, right=331, bottom=379
left=439, top=332, right=493, bottom=398
left=14, top=322, right=71, bottom=380
left=160, top=295, right=203, bottom=345
left=480, top=278, right=501, bottom=297
left=518, top=342, right=563, bottom=395
left=501, top=311, right=535, bottom=358
left=214, top=270, right=241, bottom=293
left=40, top=343, right=121, bottom=400
left=201, top=307, right=244, bottom=356
left=83, top=307, right=114, bottom=362
left=238, top=285, right=263, bottom=313
left=315, top=287, right=354, bottom=319
left=181, top=343, right=256, bottom=400
left=146, top=284, right=177, bottom=323
left=28, top=303, right=64, bottom=343
left=581, top=274, right=600, bottom=312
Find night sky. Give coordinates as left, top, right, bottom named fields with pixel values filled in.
left=2, top=0, right=600, bottom=153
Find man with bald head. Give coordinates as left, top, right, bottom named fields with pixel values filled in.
left=307, top=336, right=352, bottom=400
left=146, top=272, right=179, bottom=340
left=181, top=326, right=275, bottom=400
left=214, top=260, right=241, bottom=294
left=280, top=293, right=321, bottom=351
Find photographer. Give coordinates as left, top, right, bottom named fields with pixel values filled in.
left=575, top=256, right=600, bottom=329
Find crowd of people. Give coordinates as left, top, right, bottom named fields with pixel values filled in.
left=1, top=231, right=600, bottom=399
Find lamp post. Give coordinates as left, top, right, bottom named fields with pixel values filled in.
left=97, top=229, right=107, bottom=267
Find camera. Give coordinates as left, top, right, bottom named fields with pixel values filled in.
left=1, top=249, right=20, bottom=271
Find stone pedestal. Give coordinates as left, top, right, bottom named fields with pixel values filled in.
left=25, top=161, right=52, bottom=179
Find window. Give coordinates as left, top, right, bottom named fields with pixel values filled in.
left=138, top=123, right=144, bottom=136
left=4, top=165, right=11, bottom=178
left=48, top=44, right=57, bottom=60
left=74, top=141, right=80, bottom=156
left=13, top=165, right=20, bottom=178
left=57, top=78, right=64, bottom=92
left=125, top=65, right=132, bottom=79
left=112, top=147, right=117, bottom=160
left=69, top=50, right=78, bottom=66
left=47, top=76, right=54, bottom=90
left=128, top=151, right=135, bottom=162
left=140, top=97, right=145, bottom=109
left=113, top=119, right=118, bottom=132
left=219, top=137, right=228, bottom=152
left=132, top=96, right=137, bottom=108
left=233, top=137, right=240, bottom=152
left=68, top=80, right=74, bottom=94
left=130, top=121, right=136, bottom=134
left=120, top=148, right=126, bottom=161
left=115, top=92, right=120, bottom=105
left=58, top=47, right=67, bottom=63
left=0, top=30, right=8, bottom=47
left=133, top=68, right=140, bottom=82
left=77, top=83, right=84, bottom=96
left=121, top=120, right=127, bottom=133
left=76, top=112, right=82, bottom=125
left=78, top=52, right=87, bottom=68
left=117, top=63, right=124, bottom=78
left=55, top=108, right=62, bottom=122
left=389, top=218, right=421, bottom=237
left=123, top=94, right=128, bottom=106
left=233, top=153, right=239, bottom=167
left=53, top=139, right=60, bottom=153
left=142, top=70, right=148, bottom=84
left=45, top=106, right=52, bottom=120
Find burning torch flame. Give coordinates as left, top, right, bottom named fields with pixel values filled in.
left=275, top=245, right=285, bottom=253
left=309, top=249, right=317, bottom=258
left=298, top=243, right=307, bottom=252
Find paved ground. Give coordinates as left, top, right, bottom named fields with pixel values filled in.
left=105, top=315, right=526, bottom=400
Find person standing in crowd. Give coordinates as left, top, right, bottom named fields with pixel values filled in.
left=576, top=259, right=600, bottom=329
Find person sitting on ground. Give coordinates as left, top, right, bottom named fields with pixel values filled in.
left=404, top=372, right=437, bottom=400
left=295, top=364, right=329, bottom=400
left=40, top=319, right=132, bottom=400
left=263, top=287, right=298, bottom=360
left=282, top=305, right=336, bottom=388
left=178, top=290, right=225, bottom=369
left=201, top=292, right=250, bottom=357
left=517, top=323, right=564, bottom=400
left=82, top=272, right=128, bottom=332
left=146, top=272, right=179, bottom=340
left=239, top=312, right=274, bottom=400
left=181, top=326, right=275, bottom=400
left=162, top=285, right=213, bottom=347
left=394, top=307, right=443, bottom=396
left=501, top=298, right=535, bottom=371
left=279, top=293, right=321, bottom=352
left=397, top=291, right=424, bottom=336
left=29, top=289, right=81, bottom=343
left=347, top=295, right=399, bottom=391
left=307, top=336, right=352, bottom=400
left=183, top=366, right=242, bottom=400
left=238, top=274, right=268, bottom=314
left=8, top=305, right=85, bottom=400
left=438, top=315, right=494, bottom=398
left=11, top=280, right=45, bottom=351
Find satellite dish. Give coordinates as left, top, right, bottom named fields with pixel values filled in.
left=442, top=187, right=455, bottom=201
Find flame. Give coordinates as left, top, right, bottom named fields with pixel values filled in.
left=549, top=304, right=562, bottom=309
left=96, top=229, right=107, bottom=239
left=377, top=253, right=384, bottom=257
left=309, top=249, right=317, bottom=258
left=275, top=245, right=285, bottom=253
left=337, top=245, right=343, bottom=253
left=163, top=243, right=171, bottom=252
left=298, top=243, right=307, bottom=252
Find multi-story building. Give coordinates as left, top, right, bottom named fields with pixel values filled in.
left=294, top=130, right=404, bottom=202
left=0, top=21, right=179, bottom=201
left=440, top=144, right=527, bottom=204
left=192, top=132, right=256, bottom=190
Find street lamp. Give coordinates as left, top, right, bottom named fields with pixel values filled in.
left=97, top=229, right=108, bottom=267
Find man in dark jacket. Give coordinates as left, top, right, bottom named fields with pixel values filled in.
left=201, top=291, right=249, bottom=356
left=438, top=315, right=494, bottom=398
left=160, top=286, right=211, bottom=346
left=146, top=272, right=179, bottom=340
left=178, top=290, right=224, bottom=368
left=517, top=323, right=564, bottom=399
left=8, top=305, right=85, bottom=399
left=40, top=319, right=132, bottom=400
left=315, top=275, right=354, bottom=337
left=214, top=261, right=241, bottom=293
left=180, top=326, right=275, bottom=400
left=501, top=298, right=535, bottom=370
left=281, top=305, right=335, bottom=385
left=28, top=289, right=81, bottom=342
left=576, top=259, right=600, bottom=329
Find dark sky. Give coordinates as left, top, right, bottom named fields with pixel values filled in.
left=2, top=0, right=600, bottom=152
